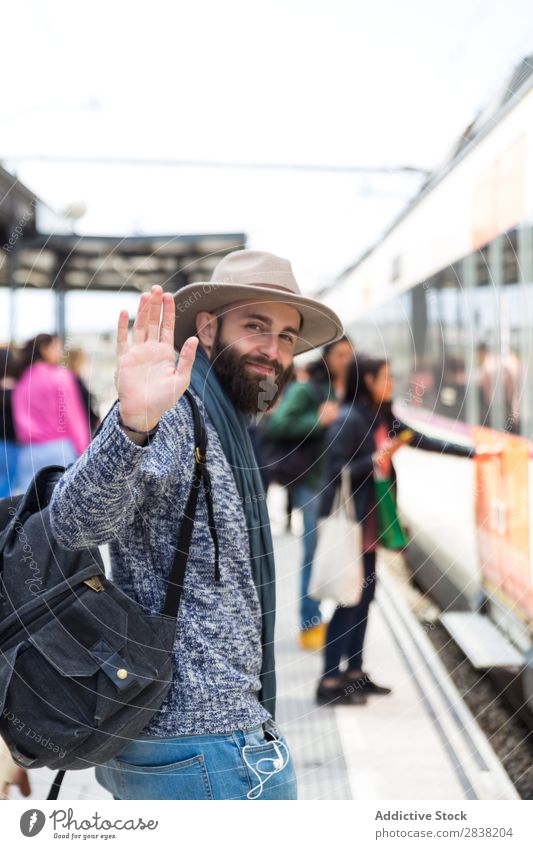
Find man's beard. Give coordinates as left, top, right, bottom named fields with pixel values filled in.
left=211, top=325, right=294, bottom=416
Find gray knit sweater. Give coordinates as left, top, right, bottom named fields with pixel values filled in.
left=48, top=391, right=271, bottom=736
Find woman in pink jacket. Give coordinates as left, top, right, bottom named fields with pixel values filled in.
left=12, top=334, right=91, bottom=492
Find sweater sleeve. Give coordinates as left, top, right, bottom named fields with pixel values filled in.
left=397, top=419, right=474, bottom=458
left=49, top=400, right=156, bottom=549
left=266, top=382, right=323, bottom=440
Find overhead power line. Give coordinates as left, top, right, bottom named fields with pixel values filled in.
left=0, top=153, right=431, bottom=176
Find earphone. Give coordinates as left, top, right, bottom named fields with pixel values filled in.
left=242, top=738, right=290, bottom=800
left=271, top=741, right=284, bottom=770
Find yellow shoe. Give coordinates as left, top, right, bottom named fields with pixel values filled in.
left=298, top=622, right=327, bottom=651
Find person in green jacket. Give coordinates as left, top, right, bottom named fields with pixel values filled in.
left=266, top=336, right=355, bottom=650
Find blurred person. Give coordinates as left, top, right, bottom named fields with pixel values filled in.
left=248, top=371, right=297, bottom=492
left=504, top=348, right=521, bottom=434
left=12, top=334, right=91, bottom=492
left=478, top=341, right=497, bottom=427
left=293, top=363, right=310, bottom=383
left=66, top=346, right=102, bottom=435
left=48, top=249, right=343, bottom=800
left=0, top=348, right=21, bottom=498
left=248, top=367, right=305, bottom=527
left=317, top=355, right=474, bottom=706
left=265, top=336, right=354, bottom=650
left=477, top=343, right=521, bottom=432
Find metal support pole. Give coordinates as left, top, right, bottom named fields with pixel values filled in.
left=53, top=252, right=67, bottom=344
left=55, top=288, right=66, bottom=343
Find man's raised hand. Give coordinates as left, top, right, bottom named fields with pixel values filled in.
left=115, top=285, right=198, bottom=432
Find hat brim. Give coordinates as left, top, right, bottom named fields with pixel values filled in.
left=173, top=282, right=344, bottom=355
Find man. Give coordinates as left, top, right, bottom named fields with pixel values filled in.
left=49, top=249, right=343, bottom=800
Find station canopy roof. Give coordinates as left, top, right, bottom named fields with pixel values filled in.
left=5, top=232, right=246, bottom=293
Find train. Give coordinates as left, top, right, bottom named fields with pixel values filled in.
left=323, top=55, right=533, bottom=722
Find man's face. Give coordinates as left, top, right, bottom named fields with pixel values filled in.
left=209, top=300, right=301, bottom=415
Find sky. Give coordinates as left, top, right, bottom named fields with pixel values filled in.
left=1, top=0, right=533, bottom=340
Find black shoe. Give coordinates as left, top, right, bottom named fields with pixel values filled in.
left=316, top=680, right=367, bottom=706
left=344, top=672, right=392, bottom=696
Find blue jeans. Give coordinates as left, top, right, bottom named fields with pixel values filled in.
left=0, top=440, right=18, bottom=498
left=94, top=722, right=298, bottom=800
left=290, top=483, right=322, bottom=630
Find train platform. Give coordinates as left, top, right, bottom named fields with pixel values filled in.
left=3, top=493, right=518, bottom=802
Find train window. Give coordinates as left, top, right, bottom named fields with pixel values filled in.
left=502, top=229, right=519, bottom=285
left=436, top=263, right=462, bottom=289
left=496, top=280, right=533, bottom=436
left=0, top=248, right=7, bottom=286
left=348, top=228, right=533, bottom=437
left=475, top=244, right=491, bottom=286
left=403, top=275, right=469, bottom=422
left=427, top=262, right=463, bottom=291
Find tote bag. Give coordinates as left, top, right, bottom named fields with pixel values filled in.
left=309, top=470, right=364, bottom=606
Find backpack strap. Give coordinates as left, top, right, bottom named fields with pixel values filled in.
left=91, top=391, right=220, bottom=616
left=47, top=769, right=66, bottom=800
left=162, top=389, right=220, bottom=618
left=64, top=391, right=218, bottom=616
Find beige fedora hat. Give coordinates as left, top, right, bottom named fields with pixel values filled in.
left=173, top=249, right=344, bottom=355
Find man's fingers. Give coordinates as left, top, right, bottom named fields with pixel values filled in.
left=117, top=310, right=129, bottom=357
left=159, top=292, right=176, bottom=346
left=16, top=768, right=31, bottom=797
left=147, top=285, right=163, bottom=341
left=1, top=767, right=31, bottom=799
left=132, top=292, right=150, bottom=345
left=175, top=336, right=199, bottom=383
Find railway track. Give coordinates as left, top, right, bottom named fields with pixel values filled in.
left=381, top=550, right=533, bottom=799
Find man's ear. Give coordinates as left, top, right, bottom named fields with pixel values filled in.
left=195, top=311, right=218, bottom=357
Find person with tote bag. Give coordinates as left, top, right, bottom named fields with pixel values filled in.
left=309, top=466, right=364, bottom=610
left=264, top=337, right=354, bottom=650
left=315, top=355, right=474, bottom=707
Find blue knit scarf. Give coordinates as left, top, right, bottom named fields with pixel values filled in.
left=189, top=345, right=277, bottom=719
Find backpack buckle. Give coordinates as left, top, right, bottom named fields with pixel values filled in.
left=83, top=575, right=105, bottom=592
left=195, top=447, right=207, bottom=464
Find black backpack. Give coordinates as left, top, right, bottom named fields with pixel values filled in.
left=0, top=390, right=218, bottom=800
left=259, top=381, right=327, bottom=488
left=259, top=431, right=325, bottom=488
